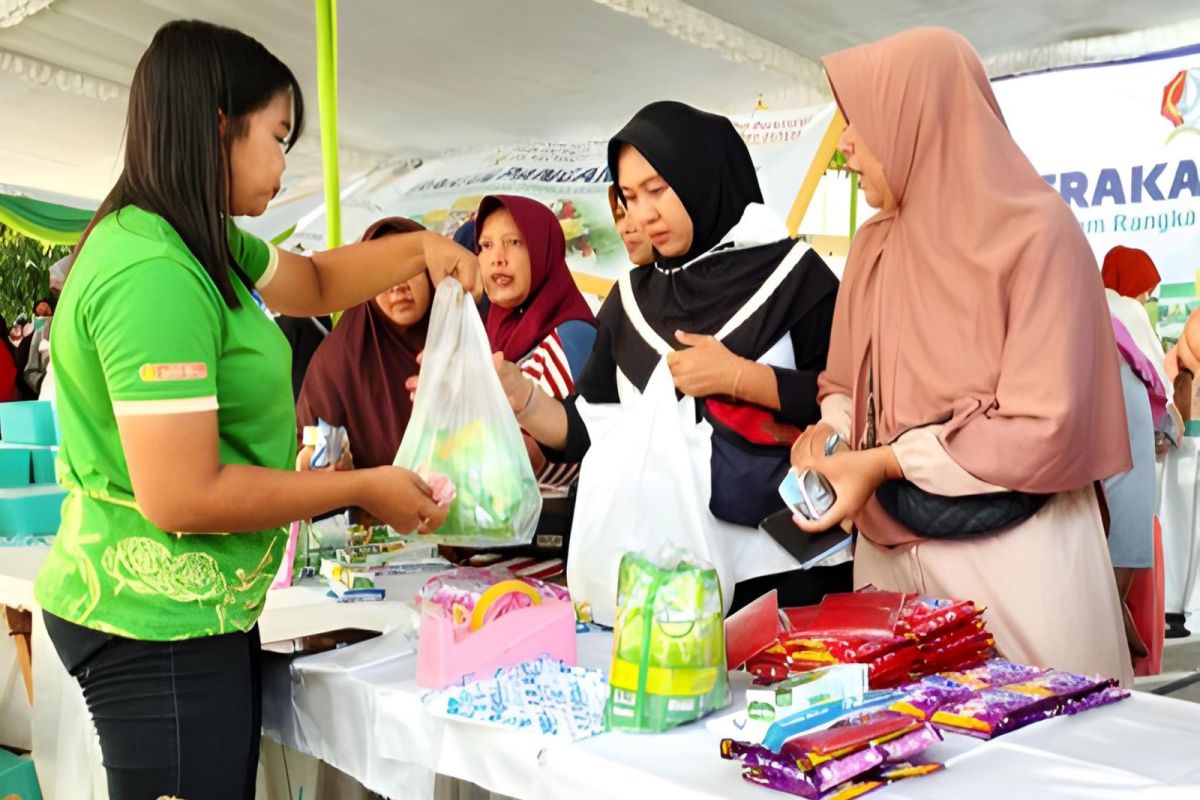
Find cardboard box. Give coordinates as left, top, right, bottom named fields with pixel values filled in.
left=0, top=485, right=66, bottom=538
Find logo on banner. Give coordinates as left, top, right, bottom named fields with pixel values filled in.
left=1162, top=68, right=1200, bottom=142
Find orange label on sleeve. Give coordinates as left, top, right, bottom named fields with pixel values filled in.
left=138, top=363, right=209, bottom=382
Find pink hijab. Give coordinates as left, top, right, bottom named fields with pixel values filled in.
left=819, top=28, right=1131, bottom=494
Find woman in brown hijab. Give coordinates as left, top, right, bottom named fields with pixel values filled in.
left=790, top=28, right=1133, bottom=684
left=296, top=217, right=432, bottom=473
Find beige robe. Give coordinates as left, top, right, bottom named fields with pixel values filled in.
left=822, top=394, right=1134, bottom=687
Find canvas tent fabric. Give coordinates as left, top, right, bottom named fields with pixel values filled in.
left=0, top=191, right=92, bottom=245
left=3, top=0, right=1200, bottom=204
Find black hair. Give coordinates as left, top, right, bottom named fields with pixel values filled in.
left=75, top=19, right=305, bottom=308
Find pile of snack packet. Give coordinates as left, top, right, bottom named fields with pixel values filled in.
left=893, top=658, right=1128, bottom=739
left=319, top=525, right=449, bottom=599
left=416, top=566, right=572, bottom=633
left=749, top=590, right=996, bottom=688
left=721, top=709, right=944, bottom=799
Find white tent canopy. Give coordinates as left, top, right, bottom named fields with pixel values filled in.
left=3, top=0, right=1200, bottom=208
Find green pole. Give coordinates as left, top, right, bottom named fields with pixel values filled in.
left=848, top=171, right=859, bottom=237
left=314, top=0, right=341, bottom=249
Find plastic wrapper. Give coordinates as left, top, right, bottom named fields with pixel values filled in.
left=930, top=679, right=1100, bottom=739
left=782, top=710, right=918, bottom=764
left=874, top=723, right=943, bottom=761
left=304, top=418, right=348, bottom=469
left=722, top=740, right=820, bottom=800
left=607, top=548, right=729, bottom=732
left=424, top=656, right=607, bottom=741
left=897, top=596, right=981, bottom=640
left=417, top=566, right=571, bottom=632
left=1062, top=684, right=1128, bottom=715
left=824, top=763, right=946, bottom=800
left=394, top=277, right=541, bottom=546
left=866, top=644, right=923, bottom=688
left=805, top=591, right=907, bottom=638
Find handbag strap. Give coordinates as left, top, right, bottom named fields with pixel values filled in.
left=617, top=240, right=812, bottom=356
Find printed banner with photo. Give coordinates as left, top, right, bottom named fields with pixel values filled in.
left=286, top=105, right=836, bottom=283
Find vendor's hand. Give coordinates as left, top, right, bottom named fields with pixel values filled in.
left=359, top=466, right=448, bottom=535
left=493, top=353, right=534, bottom=413
left=791, top=446, right=902, bottom=534
left=423, top=232, right=481, bottom=300
left=296, top=442, right=354, bottom=472
left=667, top=331, right=745, bottom=398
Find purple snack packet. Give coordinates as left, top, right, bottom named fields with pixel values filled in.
left=740, top=764, right=821, bottom=799
left=812, top=745, right=886, bottom=791
left=876, top=723, right=943, bottom=762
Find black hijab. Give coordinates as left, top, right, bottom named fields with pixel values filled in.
left=604, top=101, right=838, bottom=389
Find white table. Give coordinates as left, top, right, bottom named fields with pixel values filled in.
left=264, top=625, right=1200, bottom=800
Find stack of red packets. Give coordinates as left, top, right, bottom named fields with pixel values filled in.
left=747, top=589, right=996, bottom=689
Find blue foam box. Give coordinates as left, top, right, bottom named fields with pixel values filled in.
left=0, top=747, right=43, bottom=800
left=30, top=448, right=57, bottom=485
left=0, top=486, right=66, bottom=538
left=0, top=447, right=31, bottom=487
left=0, top=402, right=58, bottom=446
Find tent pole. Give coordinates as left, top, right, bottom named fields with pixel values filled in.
left=848, top=171, right=859, bottom=237
left=786, top=108, right=846, bottom=238
left=314, top=0, right=342, bottom=250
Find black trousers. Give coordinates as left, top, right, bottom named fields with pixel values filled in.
left=44, top=611, right=263, bottom=800
left=728, top=561, right=855, bottom=615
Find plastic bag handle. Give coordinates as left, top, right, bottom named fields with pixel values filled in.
left=469, top=579, right=543, bottom=632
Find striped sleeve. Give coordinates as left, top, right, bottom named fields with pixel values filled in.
left=519, top=332, right=580, bottom=489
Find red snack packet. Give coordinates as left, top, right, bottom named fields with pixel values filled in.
left=807, top=591, right=908, bottom=638
left=782, top=710, right=918, bottom=761
left=898, top=596, right=980, bottom=640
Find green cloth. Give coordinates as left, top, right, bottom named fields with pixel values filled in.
left=34, top=206, right=296, bottom=640
left=0, top=192, right=94, bottom=245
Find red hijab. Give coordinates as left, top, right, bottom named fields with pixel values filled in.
left=1102, top=245, right=1161, bottom=299
left=476, top=195, right=595, bottom=361
left=296, top=217, right=431, bottom=469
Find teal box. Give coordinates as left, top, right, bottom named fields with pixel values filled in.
left=0, top=402, right=58, bottom=446
left=0, top=747, right=43, bottom=800
left=31, top=448, right=57, bottom=485
left=0, top=447, right=31, bottom=487
left=0, top=486, right=66, bottom=538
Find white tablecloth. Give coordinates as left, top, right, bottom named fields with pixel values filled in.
left=264, top=627, right=1200, bottom=800
left=8, top=545, right=1200, bottom=800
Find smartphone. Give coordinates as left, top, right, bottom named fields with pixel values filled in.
left=779, top=469, right=836, bottom=521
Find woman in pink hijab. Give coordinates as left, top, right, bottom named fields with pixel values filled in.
left=791, top=27, right=1134, bottom=684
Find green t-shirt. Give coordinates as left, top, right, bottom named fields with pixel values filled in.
left=34, top=205, right=295, bottom=640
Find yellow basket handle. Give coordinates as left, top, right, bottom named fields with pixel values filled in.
left=469, top=579, right=543, bottom=632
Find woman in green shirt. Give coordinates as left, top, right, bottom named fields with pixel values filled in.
left=33, top=20, right=478, bottom=800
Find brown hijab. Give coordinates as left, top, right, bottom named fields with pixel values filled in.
left=296, top=217, right=431, bottom=469
left=819, top=27, right=1130, bottom=494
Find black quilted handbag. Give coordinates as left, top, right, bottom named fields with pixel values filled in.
left=874, top=480, right=1049, bottom=539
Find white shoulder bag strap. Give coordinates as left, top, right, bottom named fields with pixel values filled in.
left=617, top=240, right=812, bottom=354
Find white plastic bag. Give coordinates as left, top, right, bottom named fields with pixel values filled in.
left=394, top=278, right=541, bottom=547
left=567, top=362, right=740, bottom=626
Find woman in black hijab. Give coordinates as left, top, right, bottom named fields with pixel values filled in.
left=497, top=101, right=848, bottom=612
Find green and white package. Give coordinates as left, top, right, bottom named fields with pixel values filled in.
left=606, top=547, right=731, bottom=732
